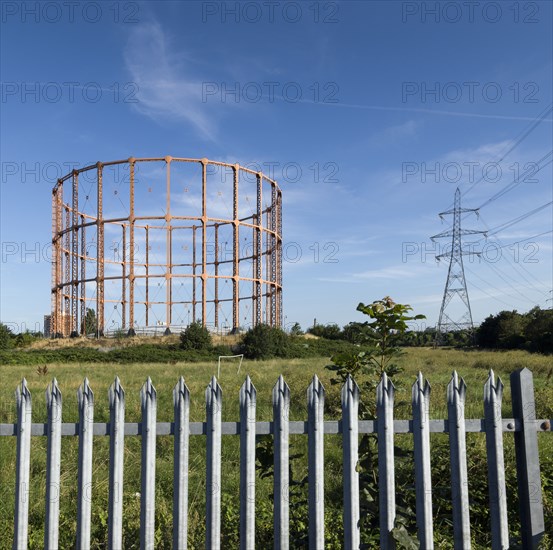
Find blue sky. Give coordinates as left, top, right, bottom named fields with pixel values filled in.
left=1, top=0, right=552, bottom=333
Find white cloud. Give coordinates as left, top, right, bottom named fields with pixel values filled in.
left=367, top=120, right=420, bottom=146
left=124, top=22, right=215, bottom=140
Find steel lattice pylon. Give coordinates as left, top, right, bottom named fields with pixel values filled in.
left=431, top=188, right=486, bottom=342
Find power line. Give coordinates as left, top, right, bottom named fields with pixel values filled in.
left=478, top=151, right=553, bottom=209
left=475, top=213, right=548, bottom=292
left=454, top=211, right=548, bottom=308
left=445, top=149, right=553, bottom=233
left=485, top=261, right=541, bottom=304
left=497, top=230, right=553, bottom=248
left=486, top=201, right=553, bottom=236
left=464, top=267, right=524, bottom=309
left=456, top=103, right=553, bottom=206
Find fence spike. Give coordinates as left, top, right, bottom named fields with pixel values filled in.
left=206, top=376, right=222, bottom=549
left=108, top=377, right=125, bottom=550
left=14, top=378, right=32, bottom=550
left=412, top=372, right=433, bottom=549
left=447, top=371, right=471, bottom=549
left=140, top=378, right=157, bottom=550
left=484, top=370, right=509, bottom=549
left=173, top=377, right=190, bottom=550
left=77, top=377, right=94, bottom=406
left=377, top=373, right=396, bottom=549
left=307, top=375, right=325, bottom=549
left=77, top=378, right=94, bottom=550
left=109, top=376, right=123, bottom=407
left=273, top=375, right=290, bottom=550
left=45, top=378, right=62, bottom=550
left=240, top=376, right=257, bottom=550
left=341, top=375, right=360, bottom=550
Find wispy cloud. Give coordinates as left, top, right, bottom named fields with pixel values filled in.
left=290, top=98, right=553, bottom=122
left=124, top=22, right=215, bottom=140
left=318, top=264, right=429, bottom=283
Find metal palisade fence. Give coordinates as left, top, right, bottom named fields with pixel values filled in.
left=1, top=368, right=551, bottom=550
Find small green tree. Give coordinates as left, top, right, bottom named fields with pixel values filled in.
left=326, top=296, right=425, bottom=547
left=341, top=321, right=372, bottom=344
left=290, top=322, right=303, bottom=336
left=477, top=310, right=527, bottom=349
left=524, top=306, right=553, bottom=353
left=81, top=308, right=98, bottom=336
left=14, top=330, right=41, bottom=348
left=180, top=322, right=212, bottom=351
left=0, top=323, right=14, bottom=350
left=240, top=324, right=290, bottom=359
left=328, top=296, right=426, bottom=389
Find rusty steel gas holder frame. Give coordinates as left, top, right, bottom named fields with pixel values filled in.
left=50, top=157, right=283, bottom=337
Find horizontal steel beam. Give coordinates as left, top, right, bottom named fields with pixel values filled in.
left=1, top=418, right=551, bottom=437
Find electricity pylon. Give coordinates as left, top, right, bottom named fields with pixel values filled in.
left=431, top=188, right=486, bottom=343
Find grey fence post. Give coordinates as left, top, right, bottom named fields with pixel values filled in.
left=273, top=375, right=290, bottom=550
left=77, top=378, right=94, bottom=550
left=377, top=372, right=396, bottom=550
left=307, top=375, right=325, bottom=550
left=206, top=376, right=222, bottom=550
left=173, top=377, right=190, bottom=550
left=447, top=371, right=471, bottom=549
left=140, top=378, right=157, bottom=550
left=483, top=371, right=509, bottom=550
left=342, top=375, right=360, bottom=550
left=108, top=377, right=125, bottom=550
left=13, top=378, right=32, bottom=550
left=412, top=372, right=433, bottom=549
left=510, top=368, right=544, bottom=548
left=45, top=378, right=62, bottom=550
left=240, top=376, right=256, bottom=550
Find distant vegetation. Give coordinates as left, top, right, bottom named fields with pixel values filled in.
left=0, top=305, right=550, bottom=366
left=475, top=306, right=553, bottom=353
left=307, top=306, right=553, bottom=354
left=0, top=323, right=358, bottom=365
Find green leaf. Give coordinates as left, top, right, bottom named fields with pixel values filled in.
left=391, top=524, right=419, bottom=549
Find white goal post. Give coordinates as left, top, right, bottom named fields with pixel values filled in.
left=217, top=354, right=244, bottom=377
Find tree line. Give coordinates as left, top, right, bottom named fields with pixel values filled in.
left=306, top=306, right=552, bottom=353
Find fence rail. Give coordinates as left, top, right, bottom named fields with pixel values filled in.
left=1, top=367, right=551, bottom=549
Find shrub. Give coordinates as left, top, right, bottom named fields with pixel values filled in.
left=307, top=323, right=343, bottom=340
left=180, top=322, right=212, bottom=351
left=0, top=323, right=13, bottom=350
left=239, top=324, right=290, bottom=359
left=290, top=322, right=303, bottom=336
left=325, top=297, right=425, bottom=547
left=14, top=331, right=41, bottom=348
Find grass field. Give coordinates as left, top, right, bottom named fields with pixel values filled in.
left=0, top=347, right=551, bottom=548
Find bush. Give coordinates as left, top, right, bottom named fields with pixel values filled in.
left=0, top=323, right=13, bottom=350
left=14, top=331, right=41, bottom=348
left=240, top=324, right=290, bottom=359
left=290, top=322, right=303, bottom=336
left=307, top=323, right=343, bottom=340
left=180, top=322, right=212, bottom=351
